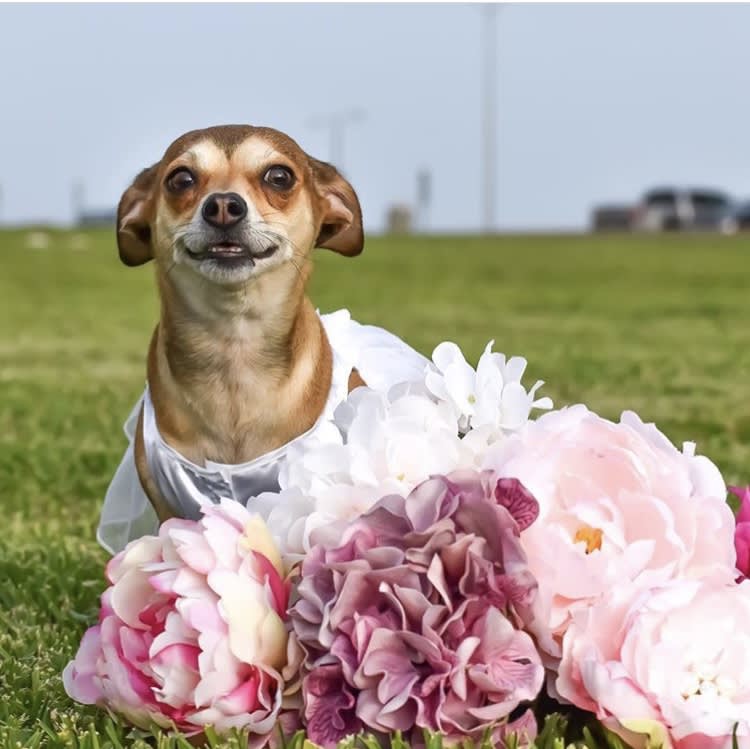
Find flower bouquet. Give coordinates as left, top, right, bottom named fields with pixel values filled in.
left=65, top=341, right=750, bottom=748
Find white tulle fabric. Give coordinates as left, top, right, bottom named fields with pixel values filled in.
left=96, top=310, right=429, bottom=554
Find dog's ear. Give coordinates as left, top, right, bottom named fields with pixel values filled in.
left=311, top=159, right=363, bottom=257
left=117, top=164, right=159, bottom=266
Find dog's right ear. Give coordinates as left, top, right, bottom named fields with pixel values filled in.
left=117, top=164, right=159, bottom=266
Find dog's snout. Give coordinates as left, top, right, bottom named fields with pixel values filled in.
left=202, top=192, right=248, bottom=228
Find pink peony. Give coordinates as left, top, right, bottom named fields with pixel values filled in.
left=63, top=501, right=291, bottom=736
left=557, top=579, right=750, bottom=749
left=289, top=470, right=545, bottom=747
left=483, top=405, right=737, bottom=660
left=729, top=486, right=750, bottom=579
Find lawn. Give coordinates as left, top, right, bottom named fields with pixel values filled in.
left=1, top=228, right=749, bottom=748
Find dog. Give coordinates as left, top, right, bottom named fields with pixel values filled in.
left=117, top=124, right=369, bottom=520
left=98, top=124, right=427, bottom=552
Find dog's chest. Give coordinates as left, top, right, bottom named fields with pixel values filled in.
left=178, top=384, right=300, bottom=465
left=165, top=353, right=321, bottom=466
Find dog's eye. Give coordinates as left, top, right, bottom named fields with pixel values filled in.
left=165, top=168, right=196, bottom=193
left=263, top=165, right=295, bottom=191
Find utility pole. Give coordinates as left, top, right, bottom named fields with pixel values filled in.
left=416, top=169, right=432, bottom=233
left=480, top=3, right=499, bottom=233
left=308, top=109, right=366, bottom=171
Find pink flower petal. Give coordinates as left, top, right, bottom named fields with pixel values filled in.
left=214, top=671, right=260, bottom=714
left=731, top=486, right=750, bottom=524
left=252, top=551, right=290, bottom=615
left=63, top=626, right=104, bottom=705
left=110, top=568, right=162, bottom=630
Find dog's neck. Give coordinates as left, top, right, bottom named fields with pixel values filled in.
left=146, top=262, right=333, bottom=465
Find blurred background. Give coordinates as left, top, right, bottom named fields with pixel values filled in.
left=2, top=8, right=750, bottom=740
left=0, top=2, right=749, bottom=235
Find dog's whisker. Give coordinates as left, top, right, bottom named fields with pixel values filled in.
left=256, top=223, right=310, bottom=256
left=258, top=228, right=310, bottom=266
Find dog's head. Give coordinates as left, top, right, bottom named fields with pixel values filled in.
left=116, top=125, right=363, bottom=286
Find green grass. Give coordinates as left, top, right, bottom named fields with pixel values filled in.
left=1, top=228, right=749, bottom=748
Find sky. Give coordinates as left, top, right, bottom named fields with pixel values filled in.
left=0, top=2, right=748, bottom=232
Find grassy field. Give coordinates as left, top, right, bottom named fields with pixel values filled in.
left=1, top=228, right=749, bottom=748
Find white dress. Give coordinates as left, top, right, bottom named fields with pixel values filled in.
left=96, top=309, right=429, bottom=554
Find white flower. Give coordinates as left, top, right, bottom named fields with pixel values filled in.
left=425, top=340, right=552, bottom=435
left=251, top=340, right=553, bottom=562
left=251, top=384, right=471, bottom=559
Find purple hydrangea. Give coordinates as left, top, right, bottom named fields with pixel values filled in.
left=289, top=470, right=544, bottom=747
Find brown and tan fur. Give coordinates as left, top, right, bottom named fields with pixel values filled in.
left=117, top=125, right=365, bottom=522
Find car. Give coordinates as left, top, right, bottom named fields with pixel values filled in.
left=632, top=188, right=734, bottom=232
left=728, top=201, right=750, bottom=232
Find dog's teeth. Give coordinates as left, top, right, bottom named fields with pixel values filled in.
left=210, top=245, right=243, bottom=254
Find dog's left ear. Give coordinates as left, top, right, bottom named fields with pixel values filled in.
left=117, top=163, right=159, bottom=266
left=311, top=159, right=364, bottom=257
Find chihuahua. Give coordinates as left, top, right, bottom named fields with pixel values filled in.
left=115, top=124, right=369, bottom=524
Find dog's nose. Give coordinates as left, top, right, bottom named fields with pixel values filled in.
left=202, top=192, right=248, bottom=228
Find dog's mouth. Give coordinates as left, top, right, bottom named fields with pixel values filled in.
left=186, top=241, right=278, bottom=264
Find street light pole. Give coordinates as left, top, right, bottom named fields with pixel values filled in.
left=480, top=3, right=499, bottom=233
